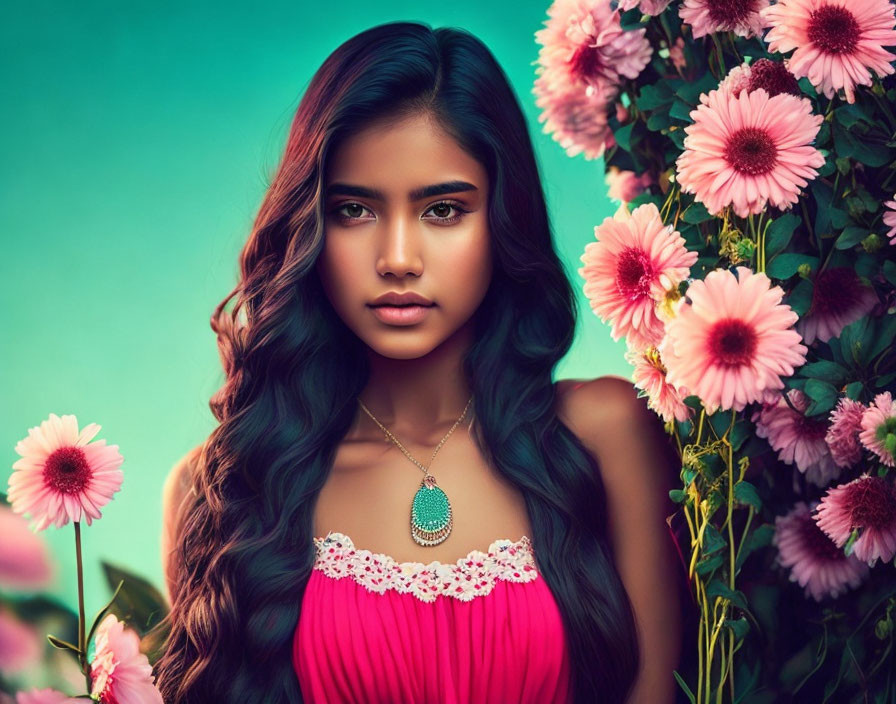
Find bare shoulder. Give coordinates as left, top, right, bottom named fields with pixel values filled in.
left=161, top=443, right=204, bottom=602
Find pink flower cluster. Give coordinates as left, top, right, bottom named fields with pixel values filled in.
left=534, top=0, right=652, bottom=159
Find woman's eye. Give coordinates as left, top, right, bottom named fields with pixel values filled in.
left=330, top=200, right=469, bottom=224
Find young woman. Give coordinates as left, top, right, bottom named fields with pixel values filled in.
left=152, top=20, right=686, bottom=704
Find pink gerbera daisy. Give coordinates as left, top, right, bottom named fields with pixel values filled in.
left=7, top=414, right=124, bottom=531
left=815, top=473, right=896, bottom=566
left=761, top=0, right=896, bottom=104
left=680, top=0, right=770, bottom=38
left=535, top=0, right=653, bottom=98
left=774, top=500, right=870, bottom=601
left=579, top=203, right=698, bottom=351
left=533, top=73, right=615, bottom=159
left=826, top=396, right=868, bottom=468
left=625, top=343, right=694, bottom=424
left=718, top=58, right=803, bottom=98
left=883, top=196, right=896, bottom=245
left=859, top=391, right=896, bottom=467
left=676, top=88, right=825, bottom=217
left=0, top=504, right=53, bottom=590
left=89, top=614, right=163, bottom=704
left=605, top=167, right=653, bottom=203
left=660, top=266, right=808, bottom=415
left=795, top=267, right=879, bottom=344
left=618, top=0, right=673, bottom=16
left=0, top=607, right=41, bottom=674
left=751, top=388, right=841, bottom=486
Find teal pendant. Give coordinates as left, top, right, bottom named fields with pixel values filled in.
left=410, top=475, right=453, bottom=546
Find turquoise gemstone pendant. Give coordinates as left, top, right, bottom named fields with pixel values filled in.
left=410, top=475, right=453, bottom=546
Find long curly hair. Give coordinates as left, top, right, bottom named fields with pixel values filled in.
left=149, top=20, right=641, bottom=703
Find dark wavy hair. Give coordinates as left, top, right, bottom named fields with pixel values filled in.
left=149, top=20, right=641, bottom=703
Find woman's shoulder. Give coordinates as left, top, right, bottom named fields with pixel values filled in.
left=555, top=375, right=644, bottom=452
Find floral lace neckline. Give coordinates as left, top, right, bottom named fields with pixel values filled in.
left=312, top=530, right=540, bottom=603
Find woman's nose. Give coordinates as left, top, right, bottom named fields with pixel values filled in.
left=376, top=216, right=423, bottom=277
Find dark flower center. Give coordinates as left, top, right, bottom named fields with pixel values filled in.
left=800, top=511, right=848, bottom=561
left=569, top=45, right=606, bottom=84
left=794, top=413, right=829, bottom=441
left=616, top=247, right=656, bottom=299
left=707, top=0, right=758, bottom=28
left=809, top=267, right=864, bottom=317
left=707, top=318, right=758, bottom=367
left=846, top=477, right=896, bottom=529
left=43, top=446, right=92, bottom=495
left=747, top=59, right=802, bottom=97
left=724, top=127, right=778, bottom=176
left=808, top=5, right=860, bottom=55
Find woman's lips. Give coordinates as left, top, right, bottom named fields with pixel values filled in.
left=369, top=304, right=433, bottom=326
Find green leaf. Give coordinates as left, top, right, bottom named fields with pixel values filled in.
left=845, top=381, right=863, bottom=400
left=705, top=579, right=748, bottom=610
left=766, top=253, right=819, bottom=280
left=733, top=480, right=762, bottom=511
left=676, top=70, right=719, bottom=105
left=785, top=278, right=814, bottom=317
left=695, top=552, right=725, bottom=575
left=883, top=260, right=896, bottom=288
left=723, top=616, right=750, bottom=640
left=804, top=378, right=839, bottom=416
left=703, top=523, right=726, bottom=555
left=838, top=315, right=872, bottom=366
left=669, top=489, right=687, bottom=503
left=100, top=562, right=170, bottom=636
left=47, top=634, right=81, bottom=653
left=811, top=180, right=834, bottom=236
left=735, top=523, right=774, bottom=571
left=614, top=122, right=634, bottom=151
left=673, top=670, right=697, bottom=704
left=668, top=126, right=686, bottom=149
left=765, top=213, right=800, bottom=257
left=637, top=82, right=675, bottom=110
left=868, top=314, right=896, bottom=361
left=835, top=226, right=867, bottom=249
left=669, top=98, right=695, bottom=122
left=647, top=111, right=673, bottom=131
left=799, top=360, right=849, bottom=384
left=681, top=200, right=713, bottom=224
left=833, top=124, right=893, bottom=166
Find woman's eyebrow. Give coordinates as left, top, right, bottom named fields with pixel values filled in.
left=326, top=180, right=478, bottom=201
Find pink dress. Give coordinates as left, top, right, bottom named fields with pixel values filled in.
left=293, top=530, right=573, bottom=703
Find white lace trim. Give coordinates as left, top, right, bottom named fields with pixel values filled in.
left=312, top=530, right=540, bottom=603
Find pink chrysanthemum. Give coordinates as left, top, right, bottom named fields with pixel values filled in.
left=751, top=388, right=841, bottom=486
left=7, top=414, right=124, bottom=532
left=535, top=0, right=653, bottom=97
left=859, top=391, right=896, bottom=467
left=676, top=88, right=825, bottom=217
left=534, top=74, right=615, bottom=160
left=774, top=500, right=870, bottom=601
left=884, top=196, right=896, bottom=245
left=579, top=203, right=698, bottom=351
left=0, top=607, right=41, bottom=674
left=826, top=396, right=868, bottom=468
left=660, top=266, right=808, bottom=415
left=89, top=614, right=163, bottom=704
left=0, top=504, right=53, bottom=590
left=761, top=0, right=896, bottom=104
left=625, top=343, right=694, bottom=423
left=815, top=473, right=896, bottom=567
left=669, top=37, right=687, bottom=70
left=680, top=0, right=770, bottom=38
left=795, top=267, right=879, bottom=344
left=15, top=691, right=81, bottom=704
left=618, top=0, right=673, bottom=16
left=717, top=58, right=803, bottom=98
left=605, top=167, right=653, bottom=202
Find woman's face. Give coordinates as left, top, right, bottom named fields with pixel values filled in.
left=317, top=112, right=492, bottom=360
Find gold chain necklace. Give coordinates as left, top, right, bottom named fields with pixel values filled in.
left=357, top=394, right=474, bottom=546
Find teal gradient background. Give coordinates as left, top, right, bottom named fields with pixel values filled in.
left=1, top=2, right=623, bottom=618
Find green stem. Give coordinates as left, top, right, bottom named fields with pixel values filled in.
left=74, top=521, right=89, bottom=692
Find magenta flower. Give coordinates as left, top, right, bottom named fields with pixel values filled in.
left=676, top=87, right=824, bottom=217
left=717, top=58, right=802, bottom=98
left=7, top=413, right=124, bottom=531
left=826, top=397, right=868, bottom=469
left=660, top=266, right=808, bottom=414
left=89, top=614, right=163, bottom=704
left=0, top=504, right=53, bottom=590
left=579, top=202, right=698, bottom=351
left=774, top=501, right=870, bottom=601
left=859, top=391, right=896, bottom=467
left=761, top=0, right=896, bottom=103
left=815, top=473, right=896, bottom=567
left=794, top=267, right=879, bottom=345
left=751, top=388, right=841, bottom=486
left=605, top=167, right=653, bottom=203
left=680, top=0, right=770, bottom=38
